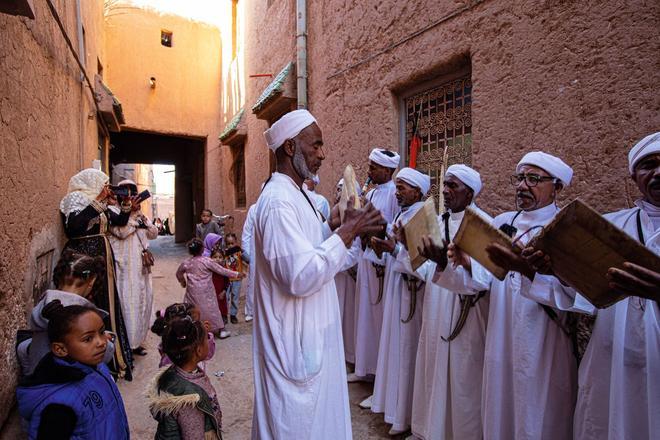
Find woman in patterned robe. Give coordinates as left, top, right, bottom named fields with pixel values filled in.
left=59, top=168, right=134, bottom=380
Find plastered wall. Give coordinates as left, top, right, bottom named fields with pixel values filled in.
left=0, top=0, right=106, bottom=424
left=232, top=0, right=660, bottom=222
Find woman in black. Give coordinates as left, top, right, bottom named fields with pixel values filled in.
left=59, top=168, right=134, bottom=380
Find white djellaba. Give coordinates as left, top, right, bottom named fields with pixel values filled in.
left=411, top=164, right=490, bottom=440
left=433, top=152, right=578, bottom=439
left=353, top=179, right=399, bottom=377
left=520, top=134, right=660, bottom=440
left=252, top=109, right=352, bottom=439
left=410, top=204, right=491, bottom=440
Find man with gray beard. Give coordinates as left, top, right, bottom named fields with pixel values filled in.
left=250, top=110, right=385, bottom=439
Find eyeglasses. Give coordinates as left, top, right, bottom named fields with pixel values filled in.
left=510, top=173, right=557, bottom=187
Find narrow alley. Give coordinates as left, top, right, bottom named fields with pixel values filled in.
left=1, top=0, right=658, bottom=438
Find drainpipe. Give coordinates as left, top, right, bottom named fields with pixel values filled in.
left=296, top=0, right=307, bottom=109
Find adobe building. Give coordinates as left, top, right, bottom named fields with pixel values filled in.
left=218, top=0, right=660, bottom=219
left=0, top=0, right=112, bottom=426
left=104, top=5, right=227, bottom=242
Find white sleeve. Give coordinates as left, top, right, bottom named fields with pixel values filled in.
left=339, top=238, right=362, bottom=271
left=261, top=206, right=348, bottom=297
left=432, top=258, right=491, bottom=295
left=520, top=274, right=597, bottom=315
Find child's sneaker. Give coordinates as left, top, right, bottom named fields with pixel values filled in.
left=219, top=330, right=231, bottom=339
left=230, top=315, right=238, bottom=324
left=245, top=314, right=253, bottom=322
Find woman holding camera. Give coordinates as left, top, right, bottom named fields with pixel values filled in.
left=109, top=179, right=158, bottom=357
left=59, top=168, right=135, bottom=380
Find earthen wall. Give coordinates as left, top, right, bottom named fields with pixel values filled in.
left=0, top=0, right=106, bottom=425
left=235, top=0, right=660, bottom=220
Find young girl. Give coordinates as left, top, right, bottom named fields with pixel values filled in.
left=16, top=300, right=130, bottom=439
left=148, top=317, right=222, bottom=439
left=150, top=303, right=216, bottom=368
left=176, top=238, right=244, bottom=339
left=17, top=249, right=114, bottom=378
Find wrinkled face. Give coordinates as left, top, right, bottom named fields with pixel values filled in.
left=395, top=179, right=422, bottom=207
left=514, top=164, right=560, bottom=211
left=53, top=312, right=107, bottom=367
left=292, top=123, right=325, bottom=179
left=200, top=211, right=212, bottom=224
left=443, top=175, right=474, bottom=212
left=368, top=161, right=395, bottom=185
left=632, top=153, right=660, bottom=207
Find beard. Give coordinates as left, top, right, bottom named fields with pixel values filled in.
left=293, top=145, right=315, bottom=181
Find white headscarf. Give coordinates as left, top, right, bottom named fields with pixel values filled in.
left=118, top=179, right=137, bottom=187
left=369, top=148, right=400, bottom=169
left=445, top=164, right=483, bottom=195
left=396, top=167, right=431, bottom=196
left=628, top=132, right=660, bottom=173
left=517, top=151, right=573, bottom=187
left=59, top=169, right=109, bottom=216
left=263, top=109, right=317, bottom=151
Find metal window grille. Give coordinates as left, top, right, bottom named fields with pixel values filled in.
left=403, top=74, right=472, bottom=209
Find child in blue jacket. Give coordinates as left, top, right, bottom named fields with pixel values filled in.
left=16, top=300, right=130, bottom=439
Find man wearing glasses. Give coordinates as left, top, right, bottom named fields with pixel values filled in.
left=517, top=133, right=660, bottom=440
left=430, top=151, right=577, bottom=440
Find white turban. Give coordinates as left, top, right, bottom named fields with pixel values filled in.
left=517, top=151, right=573, bottom=186
left=628, top=132, right=660, bottom=173
left=445, top=164, right=482, bottom=196
left=369, top=148, right=400, bottom=169
left=263, top=109, right=317, bottom=151
left=396, top=167, right=431, bottom=196
left=337, top=178, right=362, bottom=196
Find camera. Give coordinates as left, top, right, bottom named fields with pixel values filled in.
left=109, top=185, right=134, bottom=198
left=109, top=185, right=151, bottom=204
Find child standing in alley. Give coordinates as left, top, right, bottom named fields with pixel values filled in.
left=176, top=238, right=244, bottom=339
left=223, top=233, right=245, bottom=324
left=17, top=249, right=114, bottom=378
left=204, top=233, right=231, bottom=326
left=148, top=318, right=222, bottom=439
left=195, top=209, right=221, bottom=241
left=150, top=302, right=216, bottom=368
left=16, top=301, right=130, bottom=440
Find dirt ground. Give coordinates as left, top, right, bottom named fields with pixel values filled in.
left=118, top=236, right=397, bottom=440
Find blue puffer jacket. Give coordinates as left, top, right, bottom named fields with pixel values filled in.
left=17, top=354, right=130, bottom=440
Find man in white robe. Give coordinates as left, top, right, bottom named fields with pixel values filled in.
left=412, top=165, right=490, bottom=440
left=351, top=148, right=400, bottom=384
left=370, top=168, right=430, bottom=435
left=241, top=202, right=257, bottom=322
left=435, top=151, right=578, bottom=439
left=334, top=178, right=363, bottom=363
left=251, top=109, right=385, bottom=440
left=304, top=175, right=331, bottom=220
left=520, top=133, right=660, bottom=440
